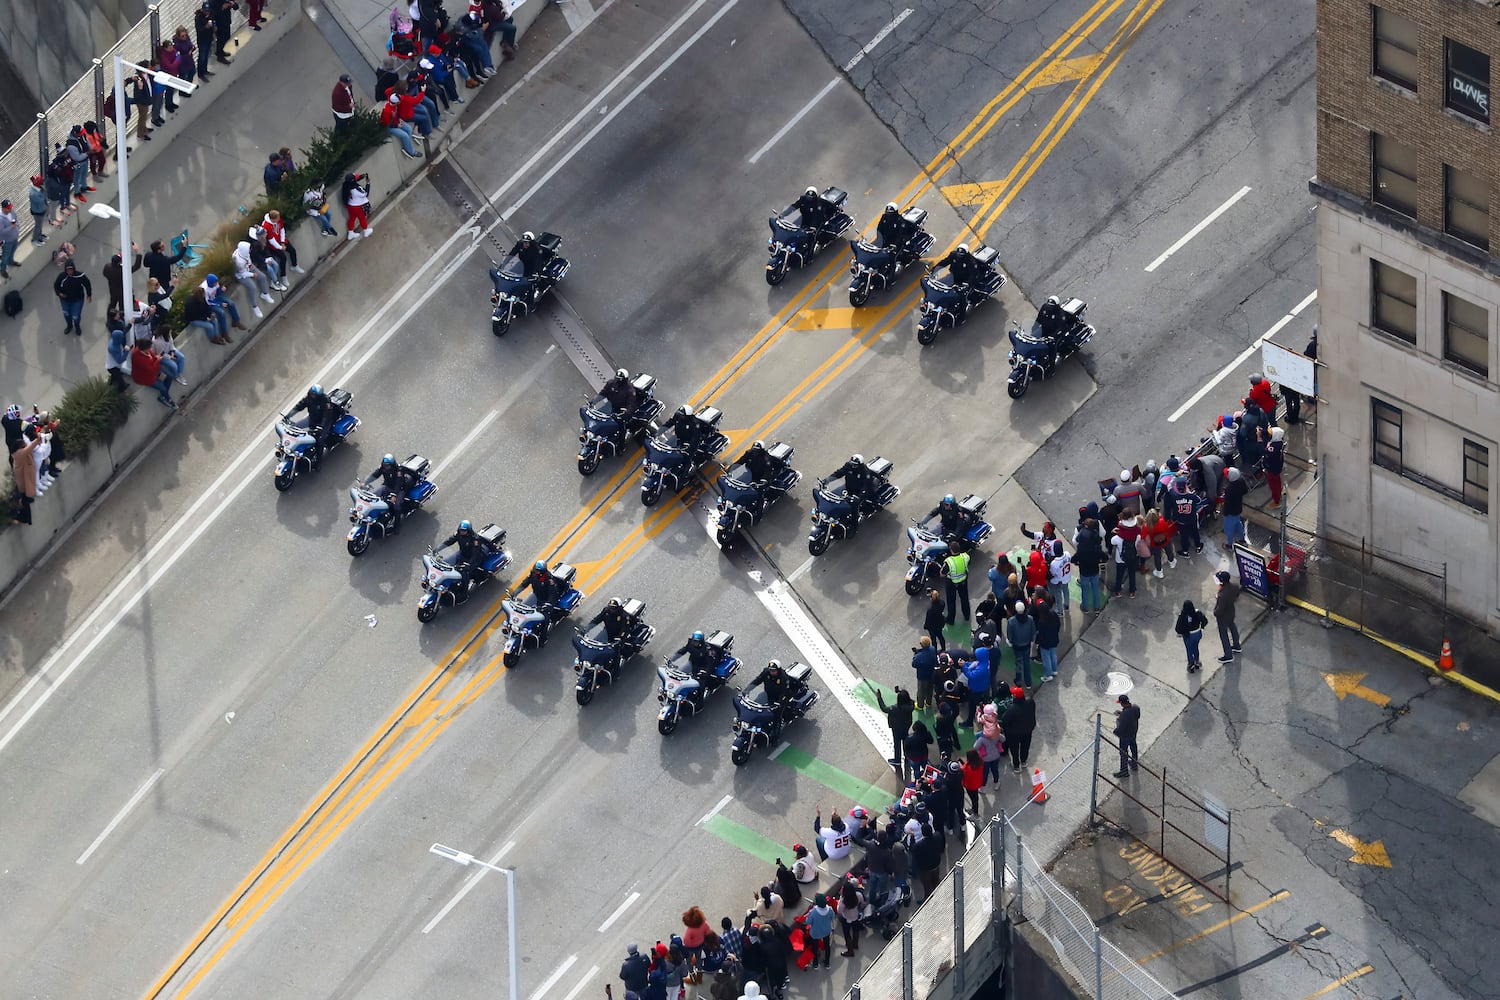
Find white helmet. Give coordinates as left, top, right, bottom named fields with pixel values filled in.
left=885, top=202, right=898, bottom=212
left=956, top=243, right=970, bottom=254
left=804, top=186, right=818, bottom=197
left=1045, top=295, right=1059, bottom=307
left=615, top=367, right=628, bottom=380
left=678, top=404, right=695, bottom=418
left=850, top=454, right=864, bottom=466
left=521, top=231, right=535, bottom=241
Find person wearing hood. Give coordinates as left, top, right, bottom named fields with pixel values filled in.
left=1221, top=467, right=1248, bottom=547
left=1072, top=514, right=1105, bottom=612
left=1213, top=415, right=1239, bottom=464
left=0, top=199, right=18, bottom=278
left=1000, top=686, right=1036, bottom=771
left=902, top=720, right=933, bottom=782
left=804, top=894, right=834, bottom=968
left=875, top=687, right=914, bottom=773
left=910, top=635, right=937, bottom=709
left=1193, top=451, right=1226, bottom=513
left=52, top=258, right=92, bottom=335
left=1264, top=426, right=1286, bottom=508
left=1174, top=600, right=1209, bottom=672
left=960, top=647, right=991, bottom=727
left=932, top=701, right=959, bottom=760
left=261, top=211, right=304, bottom=283
left=974, top=705, right=1004, bottom=784
left=27, top=176, right=49, bottom=243
left=231, top=239, right=275, bottom=319
left=200, top=273, right=246, bottom=332
left=343, top=173, right=374, bottom=239
left=1023, top=548, right=1048, bottom=591
left=1005, top=603, right=1036, bottom=687
left=103, top=246, right=142, bottom=316
left=922, top=588, right=946, bottom=651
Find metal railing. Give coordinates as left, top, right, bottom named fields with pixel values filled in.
left=0, top=0, right=249, bottom=216
left=844, top=742, right=1178, bottom=1000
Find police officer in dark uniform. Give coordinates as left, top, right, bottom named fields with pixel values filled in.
left=750, top=659, right=797, bottom=739
left=520, top=560, right=564, bottom=645
left=591, top=597, right=632, bottom=644
left=876, top=202, right=915, bottom=248
left=1035, top=295, right=1069, bottom=339
left=831, top=453, right=878, bottom=509
left=362, top=454, right=417, bottom=533
left=677, top=630, right=718, bottom=677
left=600, top=367, right=639, bottom=415
left=933, top=243, right=986, bottom=287
left=736, top=440, right=778, bottom=483
left=793, top=186, right=830, bottom=233
left=925, top=494, right=973, bottom=545
left=438, top=519, right=493, bottom=592
left=667, top=404, right=704, bottom=453
left=510, top=231, right=550, bottom=303
left=285, top=384, right=338, bottom=469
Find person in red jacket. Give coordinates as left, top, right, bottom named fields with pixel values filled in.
left=1247, top=373, right=1278, bottom=422
left=1024, top=549, right=1048, bottom=591
left=961, top=749, right=985, bottom=815
left=379, top=94, right=420, bottom=158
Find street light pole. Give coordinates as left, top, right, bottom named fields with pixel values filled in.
left=430, top=843, right=520, bottom=1000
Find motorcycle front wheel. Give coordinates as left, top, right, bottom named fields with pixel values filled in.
left=904, top=574, right=925, bottom=596
left=849, top=275, right=871, bottom=307
left=807, top=530, right=830, bottom=557
left=576, top=682, right=595, bottom=706
left=765, top=256, right=788, bottom=286
left=641, top=481, right=663, bottom=507
left=503, top=649, right=520, bottom=668
left=658, top=709, right=678, bottom=736
left=346, top=530, right=370, bottom=557
left=273, top=469, right=295, bottom=492
left=916, top=319, right=938, bottom=346
left=731, top=746, right=751, bottom=767
left=417, top=603, right=438, bottom=624
left=716, top=525, right=735, bottom=549
left=491, top=315, right=511, bottom=337
left=577, top=450, right=601, bottom=476
left=1007, top=372, right=1030, bottom=399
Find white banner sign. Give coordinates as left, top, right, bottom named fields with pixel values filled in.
left=1261, top=341, right=1315, bottom=396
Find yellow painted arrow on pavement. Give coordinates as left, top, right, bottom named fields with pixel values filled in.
left=1024, top=52, right=1107, bottom=90
left=786, top=306, right=865, bottom=332
left=1329, top=828, right=1392, bottom=867
left=938, top=179, right=1009, bottom=208
left=1322, top=671, right=1391, bottom=707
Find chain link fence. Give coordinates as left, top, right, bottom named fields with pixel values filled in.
left=845, top=743, right=1177, bottom=1000
left=0, top=0, right=251, bottom=216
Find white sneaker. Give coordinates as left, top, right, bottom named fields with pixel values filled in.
left=272, top=280, right=288, bottom=292
left=1152, top=569, right=1164, bottom=579
left=259, top=293, right=274, bottom=303
left=346, top=230, right=360, bottom=242
left=291, top=265, right=305, bottom=274
left=362, top=227, right=373, bottom=237
left=1168, top=559, right=1178, bottom=568
left=253, top=306, right=264, bottom=319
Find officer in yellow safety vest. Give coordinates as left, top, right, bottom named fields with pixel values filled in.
left=944, top=542, right=971, bottom=625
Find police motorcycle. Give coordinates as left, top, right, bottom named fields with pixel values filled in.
left=572, top=597, right=656, bottom=706
left=489, top=231, right=569, bottom=337
left=807, top=456, right=900, bottom=557
left=417, top=522, right=512, bottom=623
left=1006, top=297, right=1096, bottom=399
left=657, top=630, right=740, bottom=735
left=641, top=405, right=730, bottom=507
left=903, top=494, right=993, bottom=596
left=499, top=561, right=585, bottom=668
left=273, top=388, right=358, bottom=492
left=714, top=441, right=800, bottom=549
left=848, top=204, right=934, bottom=307
left=766, top=186, right=855, bottom=286
left=577, top=372, right=664, bottom=475
left=346, top=455, right=438, bottom=556
left=731, top=660, right=818, bottom=766
left=915, top=242, right=1006, bottom=345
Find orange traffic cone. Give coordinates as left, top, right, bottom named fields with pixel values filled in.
left=1030, top=767, right=1049, bottom=803
left=1438, top=639, right=1454, bottom=671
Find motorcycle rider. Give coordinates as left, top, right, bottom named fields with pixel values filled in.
left=830, top=454, right=880, bottom=521
left=735, top=440, right=780, bottom=484
left=600, top=367, right=639, bottom=415
left=285, top=384, right=338, bottom=470
left=750, top=658, right=799, bottom=740
left=667, top=404, right=705, bottom=454
left=507, top=230, right=550, bottom=303
left=1035, top=295, right=1069, bottom=339
left=925, top=494, right=974, bottom=546
left=876, top=202, right=916, bottom=248
left=930, top=244, right=987, bottom=321
left=518, top=560, right=565, bottom=645
left=437, top=519, right=493, bottom=593
left=590, top=597, right=633, bottom=645
left=676, top=630, right=720, bottom=677
left=793, top=186, right=831, bottom=233
left=362, top=454, right=417, bottom=533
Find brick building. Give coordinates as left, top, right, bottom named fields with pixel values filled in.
left=1312, top=0, right=1500, bottom=630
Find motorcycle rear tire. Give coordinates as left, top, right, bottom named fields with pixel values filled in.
left=849, top=277, right=871, bottom=308
left=808, top=532, right=830, bottom=557
left=904, top=575, right=925, bottom=596
left=641, top=482, right=663, bottom=507
left=1007, top=374, right=1029, bottom=399
left=731, top=747, right=751, bottom=767
left=492, top=316, right=510, bottom=337
left=577, top=451, right=601, bottom=476
left=273, top=469, right=295, bottom=492
left=916, top=321, right=938, bottom=346
left=347, top=532, right=370, bottom=557
left=417, top=603, right=438, bottom=624
left=716, top=526, right=735, bottom=549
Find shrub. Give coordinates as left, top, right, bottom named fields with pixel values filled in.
left=52, top=375, right=138, bottom=461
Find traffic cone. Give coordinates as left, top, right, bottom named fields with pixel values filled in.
left=1030, top=767, right=1049, bottom=803
left=1438, top=639, right=1454, bottom=671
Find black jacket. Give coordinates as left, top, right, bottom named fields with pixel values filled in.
left=619, top=953, right=649, bottom=992
left=1114, top=703, right=1140, bottom=740
left=144, top=247, right=186, bottom=287
left=1001, top=697, right=1036, bottom=736
left=923, top=599, right=946, bottom=632
left=877, top=691, right=913, bottom=734
left=53, top=271, right=92, bottom=301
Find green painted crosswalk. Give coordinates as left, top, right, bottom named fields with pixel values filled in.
left=771, top=745, right=896, bottom=811
left=701, top=815, right=789, bottom=867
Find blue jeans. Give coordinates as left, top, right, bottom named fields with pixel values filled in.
left=1040, top=646, right=1058, bottom=678
left=1011, top=646, right=1032, bottom=687
left=1111, top=559, right=1136, bottom=596
left=1078, top=573, right=1102, bottom=612
left=60, top=297, right=84, bottom=326
left=1223, top=514, right=1245, bottom=548
left=187, top=319, right=220, bottom=340
left=1182, top=630, right=1202, bottom=666
left=1175, top=517, right=1202, bottom=554
left=1048, top=581, right=1068, bottom=610
left=0, top=237, right=17, bottom=271
left=72, top=165, right=88, bottom=195
left=387, top=125, right=417, bottom=155
left=207, top=298, right=240, bottom=328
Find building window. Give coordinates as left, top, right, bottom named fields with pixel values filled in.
left=1373, top=7, right=1418, bottom=90
left=1464, top=440, right=1490, bottom=513
left=1445, top=164, right=1490, bottom=250
left=1444, top=292, right=1490, bottom=377
left=1372, top=400, right=1403, bottom=472
left=1447, top=39, right=1491, bottom=124
left=1372, top=133, right=1418, bottom=216
left=1371, top=260, right=1418, bottom=343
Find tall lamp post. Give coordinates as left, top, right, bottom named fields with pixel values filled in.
left=87, top=54, right=197, bottom=322
left=429, top=843, right=520, bottom=1000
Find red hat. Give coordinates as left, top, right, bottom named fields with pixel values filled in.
left=1011, top=686, right=1024, bottom=698
left=31, top=175, right=43, bottom=186
left=428, top=44, right=442, bottom=54
left=654, top=943, right=669, bottom=958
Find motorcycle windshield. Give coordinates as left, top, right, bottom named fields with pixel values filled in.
left=734, top=692, right=775, bottom=725
left=769, top=213, right=808, bottom=242
left=581, top=402, right=622, bottom=435
left=492, top=256, right=529, bottom=294
left=1009, top=328, right=1053, bottom=358
left=814, top=481, right=854, bottom=516
left=645, top=434, right=688, bottom=467
left=853, top=240, right=895, bottom=266
left=718, top=467, right=762, bottom=505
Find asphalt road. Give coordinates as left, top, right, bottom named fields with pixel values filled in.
left=2, top=1, right=1486, bottom=999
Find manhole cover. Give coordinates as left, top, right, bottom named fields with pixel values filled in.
left=1103, top=671, right=1134, bottom=698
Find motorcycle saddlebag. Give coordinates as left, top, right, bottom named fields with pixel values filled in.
left=696, top=405, right=724, bottom=427
left=1062, top=297, right=1087, bottom=320
left=785, top=661, right=812, bottom=684
left=901, top=206, right=928, bottom=227
left=552, top=562, right=578, bottom=586
left=327, top=388, right=353, bottom=411
left=821, top=186, right=848, bottom=207
left=537, top=232, right=563, bottom=253
left=958, top=494, right=986, bottom=517
left=767, top=441, right=794, bottom=464
left=631, top=372, right=657, bottom=394
left=707, top=630, right=734, bottom=655
left=866, top=456, right=894, bottom=479
left=620, top=597, right=646, bottom=620
left=401, top=454, right=431, bottom=478
left=971, top=244, right=999, bottom=267
left=477, top=523, right=506, bottom=546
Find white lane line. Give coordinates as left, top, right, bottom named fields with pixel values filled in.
left=431, top=409, right=501, bottom=479
left=559, top=966, right=600, bottom=1000
left=0, top=224, right=489, bottom=756
left=76, top=767, right=164, bottom=865
left=697, top=794, right=733, bottom=826
left=423, top=839, right=516, bottom=934
left=597, top=891, right=640, bottom=932
left=1143, top=185, right=1252, bottom=273
left=530, top=954, right=579, bottom=1000
left=755, top=580, right=888, bottom=757
left=747, top=8, right=913, bottom=165
left=503, top=0, right=740, bottom=218
left=490, top=0, right=722, bottom=213
left=559, top=0, right=595, bottom=31
left=747, top=78, right=839, bottom=165
left=1168, top=290, right=1316, bottom=423
left=440, top=0, right=620, bottom=151
left=768, top=741, right=790, bottom=760
left=784, top=555, right=815, bottom=585
left=843, top=7, right=913, bottom=72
